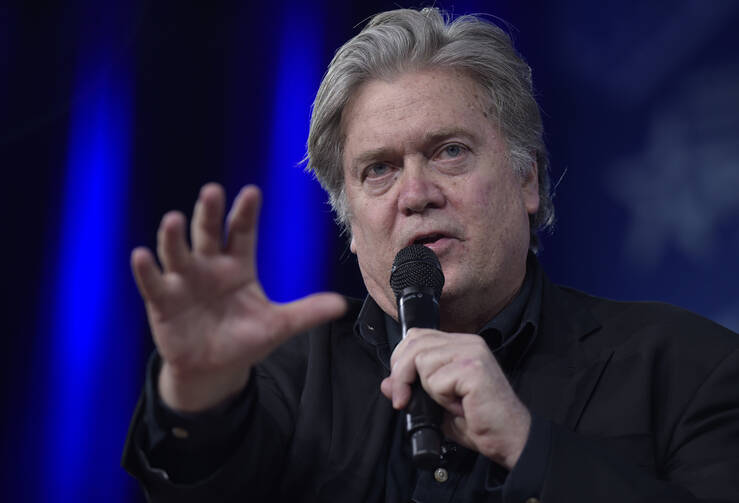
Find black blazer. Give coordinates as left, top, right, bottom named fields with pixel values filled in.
left=123, top=274, right=739, bottom=502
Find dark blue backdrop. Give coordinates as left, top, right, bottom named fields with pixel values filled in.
left=2, top=1, right=737, bottom=500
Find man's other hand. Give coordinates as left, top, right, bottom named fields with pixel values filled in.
left=131, top=183, right=347, bottom=413
left=380, top=328, right=531, bottom=470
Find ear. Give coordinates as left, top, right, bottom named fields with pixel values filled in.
left=349, top=234, right=357, bottom=254
left=521, top=161, right=540, bottom=216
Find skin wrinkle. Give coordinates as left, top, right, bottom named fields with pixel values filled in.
left=307, top=11, right=555, bottom=249
left=342, top=68, right=538, bottom=335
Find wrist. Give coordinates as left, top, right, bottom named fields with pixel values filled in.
left=499, top=408, right=531, bottom=469
left=158, top=361, right=251, bottom=413
left=480, top=405, right=531, bottom=470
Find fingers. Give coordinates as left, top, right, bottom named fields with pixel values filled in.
left=384, top=329, right=495, bottom=411
left=191, top=183, right=226, bottom=256
left=225, top=185, right=261, bottom=262
left=389, top=329, right=450, bottom=371
left=157, top=211, right=190, bottom=272
left=424, top=356, right=480, bottom=410
left=131, top=247, right=165, bottom=302
left=442, top=415, right=476, bottom=450
left=154, top=184, right=260, bottom=272
left=385, top=328, right=452, bottom=409
left=271, top=292, right=347, bottom=344
left=154, top=183, right=256, bottom=272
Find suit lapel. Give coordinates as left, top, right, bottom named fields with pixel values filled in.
left=558, top=349, right=614, bottom=430
left=520, top=275, right=615, bottom=431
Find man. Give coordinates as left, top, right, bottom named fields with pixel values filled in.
left=123, top=8, right=739, bottom=502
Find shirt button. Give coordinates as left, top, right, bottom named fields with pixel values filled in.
left=525, top=498, right=540, bottom=503
left=171, top=426, right=189, bottom=439
left=433, top=467, right=449, bottom=483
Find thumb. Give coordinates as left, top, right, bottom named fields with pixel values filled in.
left=442, top=415, right=476, bottom=452
left=273, top=292, right=348, bottom=341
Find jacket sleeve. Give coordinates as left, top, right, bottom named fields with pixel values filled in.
left=121, top=338, right=309, bottom=502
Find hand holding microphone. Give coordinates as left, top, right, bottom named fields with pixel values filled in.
left=389, top=244, right=445, bottom=469
left=383, top=244, right=531, bottom=470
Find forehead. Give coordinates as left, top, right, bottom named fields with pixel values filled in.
left=340, top=69, right=494, bottom=161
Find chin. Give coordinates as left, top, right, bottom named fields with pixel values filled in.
left=439, top=281, right=465, bottom=304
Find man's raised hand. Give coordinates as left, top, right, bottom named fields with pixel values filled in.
left=131, top=183, right=346, bottom=412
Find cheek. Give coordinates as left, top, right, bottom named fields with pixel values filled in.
left=348, top=216, right=386, bottom=271
left=349, top=210, right=395, bottom=272
left=461, top=174, right=530, bottom=251
left=350, top=195, right=395, bottom=239
left=464, top=177, right=503, bottom=215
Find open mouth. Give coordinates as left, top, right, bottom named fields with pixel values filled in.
left=413, top=234, right=446, bottom=245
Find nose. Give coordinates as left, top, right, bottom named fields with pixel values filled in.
left=397, top=157, right=445, bottom=215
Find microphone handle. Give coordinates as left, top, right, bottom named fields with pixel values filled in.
left=398, top=287, right=444, bottom=469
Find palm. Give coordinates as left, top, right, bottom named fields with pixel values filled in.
left=147, top=254, right=269, bottom=372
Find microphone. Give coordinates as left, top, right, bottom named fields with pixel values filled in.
left=390, top=244, right=445, bottom=469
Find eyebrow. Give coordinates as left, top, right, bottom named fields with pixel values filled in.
left=422, top=127, right=480, bottom=148
left=350, top=127, right=480, bottom=172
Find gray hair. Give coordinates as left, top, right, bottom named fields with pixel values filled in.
left=306, top=7, right=554, bottom=250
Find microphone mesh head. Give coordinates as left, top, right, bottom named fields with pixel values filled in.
left=390, top=244, right=445, bottom=299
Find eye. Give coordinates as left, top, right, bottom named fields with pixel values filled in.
left=438, top=144, right=467, bottom=159
left=363, top=163, right=392, bottom=180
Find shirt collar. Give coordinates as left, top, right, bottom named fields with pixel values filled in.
left=482, top=252, right=543, bottom=373
left=354, top=293, right=395, bottom=370
left=479, top=252, right=542, bottom=351
left=355, top=252, right=543, bottom=372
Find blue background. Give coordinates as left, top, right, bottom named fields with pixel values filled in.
left=2, top=1, right=737, bottom=500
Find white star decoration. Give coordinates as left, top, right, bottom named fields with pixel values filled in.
left=607, top=65, right=739, bottom=268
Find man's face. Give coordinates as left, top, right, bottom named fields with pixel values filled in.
left=341, top=68, right=539, bottom=331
